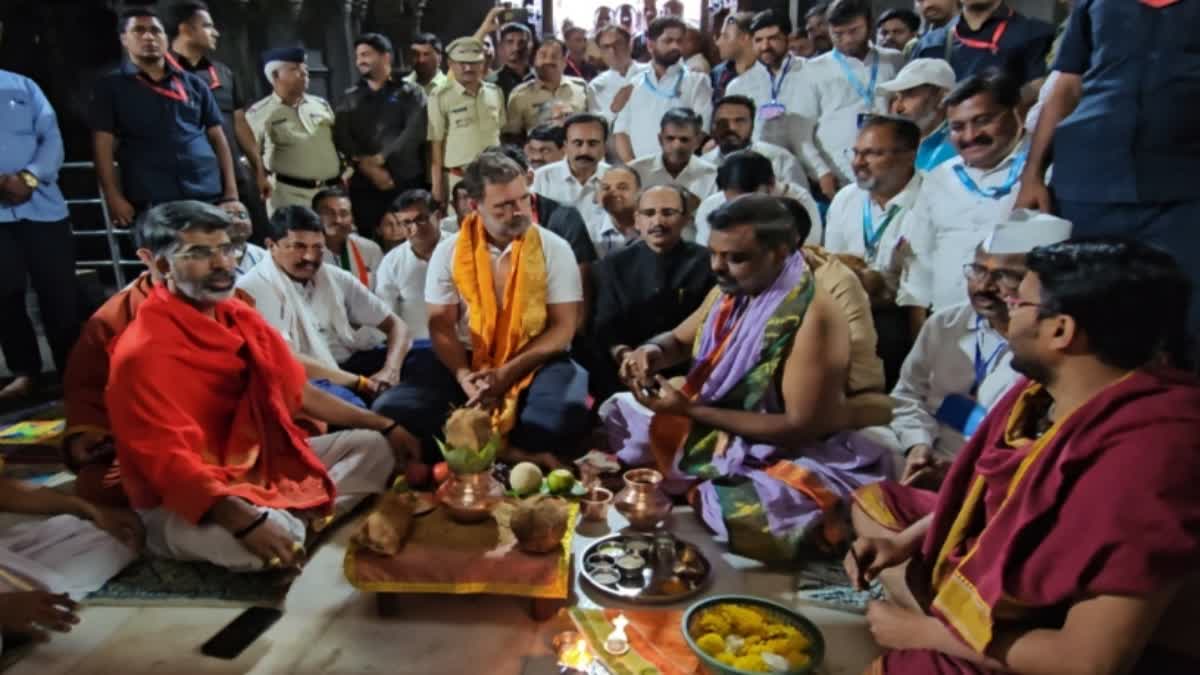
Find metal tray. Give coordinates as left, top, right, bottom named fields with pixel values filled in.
left=578, top=532, right=711, bottom=604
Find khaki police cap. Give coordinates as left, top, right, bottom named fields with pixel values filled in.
left=446, top=37, right=486, bottom=63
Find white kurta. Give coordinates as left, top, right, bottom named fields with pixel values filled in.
left=701, top=140, right=805, bottom=186
left=693, top=182, right=823, bottom=247
left=589, top=62, right=650, bottom=124
left=626, top=153, right=718, bottom=202
left=531, top=159, right=610, bottom=241
left=724, top=59, right=827, bottom=179
left=613, top=63, right=713, bottom=159
left=824, top=173, right=923, bottom=296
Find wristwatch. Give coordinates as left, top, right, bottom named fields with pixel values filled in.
left=17, top=171, right=38, bottom=189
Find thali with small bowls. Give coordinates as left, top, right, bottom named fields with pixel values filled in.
left=578, top=532, right=711, bottom=603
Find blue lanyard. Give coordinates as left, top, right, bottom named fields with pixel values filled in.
left=861, top=199, right=900, bottom=261
left=767, top=56, right=793, bottom=103
left=832, top=49, right=879, bottom=108
left=972, top=316, right=1007, bottom=396
left=953, top=148, right=1028, bottom=199
left=641, top=68, right=684, bottom=100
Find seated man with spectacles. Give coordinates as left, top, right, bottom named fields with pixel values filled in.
left=375, top=189, right=443, bottom=376
left=855, top=210, right=1069, bottom=517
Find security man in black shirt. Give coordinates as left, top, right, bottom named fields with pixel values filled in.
left=335, top=33, right=428, bottom=240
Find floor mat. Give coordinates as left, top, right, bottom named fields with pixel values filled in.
left=84, top=556, right=293, bottom=608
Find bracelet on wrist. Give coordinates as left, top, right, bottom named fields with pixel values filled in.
left=232, top=511, right=269, bottom=540
left=380, top=422, right=400, bottom=437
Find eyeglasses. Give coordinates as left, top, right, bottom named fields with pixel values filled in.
left=1004, top=297, right=1043, bottom=312
left=174, top=242, right=244, bottom=262
left=393, top=214, right=430, bottom=228
left=962, top=263, right=1024, bottom=291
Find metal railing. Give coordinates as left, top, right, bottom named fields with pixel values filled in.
left=62, top=161, right=141, bottom=288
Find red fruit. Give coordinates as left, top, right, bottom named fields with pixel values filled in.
left=405, top=462, right=431, bottom=488
left=433, top=462, right=451, bottom=484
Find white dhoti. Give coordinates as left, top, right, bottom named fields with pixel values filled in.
left=138, top=429, right=395, bottom=572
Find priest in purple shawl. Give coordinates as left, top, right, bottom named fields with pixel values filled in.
left=602, top=194, right=895, bottom=562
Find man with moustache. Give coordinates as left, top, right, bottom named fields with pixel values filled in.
left=613, top=16, right=713, bottom=162
left=702, top=96, right=804, bottom=185
left=335, top=33, right=427, bottom=239
left=848, top=239, right=1200, bottom=674
left=726, top=10, right=829, bottom=184
left=592, top=166, right=644, bottom=258
left=627, top=108, right=717, bottom=203
left=90, top=8, right=239, bottom=226
left=709, top=12, right=756, bottom=105
left=914, top=0, right=957, bottom=34
left=589, top=25, right=649, bottom=125
left=505, top=38, right=591, bottom=143
left=914, top=0, right=1054, bottom=89
left=373, top=153, right=589, bottom=467
left=227, top=200, right=267, bottom=277
left=824, top=116, right=923, bottom=386
left=532, top=113, right=611, bottom=244
left=236, top=206, right=412, bottom=403
left=876, top=8, right=920, bottom=51
left=900, top=70, right=1028, bottom=317
left=313, top=188, right=383, bottom=288
left=404, top=33, right=448, bottom=96
left=789, top=30, right=816, bottom=59
left=107, top=201, right=410, bottom=572
left=484, top=20, right=535, bottom=100
left=879, top=59, right=957, bottom=172
left=375, top=190, right=444, bottom=349
left=859, top=211, right=1069, bottom=493
left=588, top=184, right=714, bottom=401
left=795, top=0, right=905, bottom=200
left=524, top=124, right=564, bottom=171
left=805, top=3, right=834, bottom=55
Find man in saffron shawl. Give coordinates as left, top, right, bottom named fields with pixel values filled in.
left=107, top=201, right=414, bottom=571
left=371, top=152, right=590, bottom=467
left=847, top=239, right=1200, bottom=673
left=604, top=194, right=895, bottom=562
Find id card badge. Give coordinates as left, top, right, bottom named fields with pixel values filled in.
left=759, top=102, right=786, bottom=121
left=935, top=393, right=989, bottom=438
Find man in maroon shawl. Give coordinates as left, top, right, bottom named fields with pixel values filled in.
left=846, top=239, right=1200, bottom=673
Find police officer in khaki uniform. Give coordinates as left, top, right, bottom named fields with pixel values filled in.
left=504, top=37, right=591, bottom=143
left=428, top=37, right=506, bottom=206
left=245, top=47, right=342, bottom=214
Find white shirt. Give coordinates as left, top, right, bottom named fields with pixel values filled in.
left=702, top=140, right=805, bottom=186
left=692, top=182, right=823, bottom=246
left=626, top=153, right=718, bottom=202
left=531, top=159, right=610, bottom=240
left=725, top=59, right=827, bottom=180
left=322, top=233, right=383, bottom=290
left=239, top=262, right=391, bottom=364
left=594, top=213, right=641, bottom=259
left=899, top=143, right=1025, bottom=311
left=824, top=173, right=923, bottom=292
left=589, top=61, right=650, bottom=124
left=793, top=46, right=904, bottom=182
left=884, top=302, right=1017, bottom=459
left=439, top=214, right=461, bottom=236
left=613, top=63, right=713, bottom=159
left=375, top=234, right=446, bottom=341
left=236, top=242, right=267, bottom=277
left=425, top=225, right=584, bottom=347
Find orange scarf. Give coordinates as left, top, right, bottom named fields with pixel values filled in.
left=451, top=214, right=547, bottom=434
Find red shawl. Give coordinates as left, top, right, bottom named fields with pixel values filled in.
left=106, top=287, right=334, bottom=523
left=882, top=368, right=1200, bottom=673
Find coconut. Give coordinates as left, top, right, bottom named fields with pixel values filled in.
left=510, top=495, right=570, bottom=554
left=444, top=407, right=494, bottom=450
left=509, top=462, right=544, bottom=496
left=353, top=492, right=415, bottom=556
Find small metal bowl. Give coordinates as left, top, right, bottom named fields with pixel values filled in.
left=580, top=487, right=614, bottom=523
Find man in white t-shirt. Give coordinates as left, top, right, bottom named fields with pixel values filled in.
left=693, top=149, right=822, bottom=247
left=375, top=190, right=443, bottom=343
left=701, top=94, right=804, bottom=185
left=236, top=206, right=411, bottom=403
left=626, top=107, right=718, bottom=205
left=612, top=16, right=713, bottom=162
left=531, top=113, right=611, bottom=244
left=372, top=154, right=589, bottom=467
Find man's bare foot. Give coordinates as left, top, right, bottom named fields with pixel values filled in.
left=0, top=376, right=34, bottom=401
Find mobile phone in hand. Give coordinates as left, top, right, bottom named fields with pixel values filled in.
left=500, top=7, right=529, bottom=23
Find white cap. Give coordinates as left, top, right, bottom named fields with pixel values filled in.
left=877, top=58, right=957, bottom=95
left=981, top=209, right=1073, bottom=255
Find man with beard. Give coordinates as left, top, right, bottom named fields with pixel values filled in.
left=859, top=211, right=1069, bottom=495
left=702, top=95, right=804, bottom=186
left=710, top=12, right=756, bottom=104
left=404, top=33, right=447, bottom=96
left=108, top=200, right=412, bottom=572
left=375, top=190, right=444, bottom=350
left=587, top=184, right=714, bottom=401
left=524, top=124, right=564, bottom=171
left=824, top=116, right=923, bottom=386
left=795, top=0, right=905, bottom=200
left=227, top=200, right=267, bottom=277
left=372, top=154, right=589, bottom=468
left=533, top=113, right=611, bottom=245
left=236, top=206, right=411, bottom=404
left=693, top=150, right=822, bottom=247
left=481, top=19, right=535, bottom=100
left=91, top=8, right=238, bottom=226
left=165, top=1, right=270, bottom=240
left=847, top=239, right=1200, bottom=674
left=627, top=108, right=717, bottom=205
left=876, top=8, right=920, bottom=51
left=562, top=26, right=598, bottom=82
left=879, top=59, right=957, bottom=172
left=789, top=30, right=816, bottom=59
left=900, top=70, right=1028, bottom=316
left=914, top=0, right=957, bottom=34
left=805, top=3, right=835, bottom=55
left=914, top=0, right=1054, bottom=90
left=593, top=166, right=643, bottom=258
left=613, top=16, right=713, bottom=162
left=603, top=194, right=895, bottom=562
left=335, top=33, right=427, bottom=240
left=505, top=38, right=591, bottom=143
left=590, top=25, right=649, bottom=125
left=313, top=188, right=383, bottom=288
left=726, top=10, right=827, bottom=182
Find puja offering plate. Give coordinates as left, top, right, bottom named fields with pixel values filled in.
left=579, top=533, right=711, bottom=604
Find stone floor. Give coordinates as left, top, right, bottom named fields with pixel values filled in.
left=6, top=507, right=881, bottom=675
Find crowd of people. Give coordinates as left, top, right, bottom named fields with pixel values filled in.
left=1, top=0, right=1198, bottom=671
